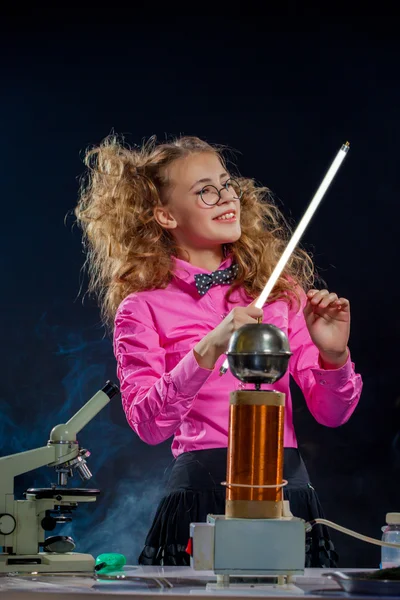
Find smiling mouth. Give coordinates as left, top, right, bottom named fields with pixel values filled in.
left=214, top=212, right=236, bottom=221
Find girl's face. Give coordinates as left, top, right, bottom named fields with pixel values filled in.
left=155, top=152, right=241, bottom=252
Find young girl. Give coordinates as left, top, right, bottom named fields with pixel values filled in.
left=75, top=135, right=362, bottom=569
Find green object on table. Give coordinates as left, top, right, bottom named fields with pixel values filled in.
left=95, top=553, right=127, bottom=573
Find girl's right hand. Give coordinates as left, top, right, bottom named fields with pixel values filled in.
left=194, top=304, right=263, bottom=370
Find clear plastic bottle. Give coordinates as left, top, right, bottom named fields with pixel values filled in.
left=381, top=512, right=400, bottom=568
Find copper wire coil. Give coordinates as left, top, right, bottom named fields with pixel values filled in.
left=226, top=393, right=284, bottom=504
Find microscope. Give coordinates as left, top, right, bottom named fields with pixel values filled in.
left=190, top=324, right=306, bottom=588
left=0, top=381, right=119, bottom=573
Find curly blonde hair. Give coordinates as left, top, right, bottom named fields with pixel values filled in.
left=75, top=135, right=315, bottom=328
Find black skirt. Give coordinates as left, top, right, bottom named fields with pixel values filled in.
left=138, top=448, right=338, bottom=568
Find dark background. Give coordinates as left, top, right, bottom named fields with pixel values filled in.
left=1, top=16, right=399, bottom=568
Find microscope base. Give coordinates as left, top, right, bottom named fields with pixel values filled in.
left=0, top=552, right=95, bottom=573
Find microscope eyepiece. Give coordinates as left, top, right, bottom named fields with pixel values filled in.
left=102, top=381, right=120, bottom=399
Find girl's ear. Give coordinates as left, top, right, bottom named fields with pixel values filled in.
left=154, top=206, right=178, bottom=230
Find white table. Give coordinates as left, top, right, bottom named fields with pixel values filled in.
left=0, top=566, right=391, bottom=600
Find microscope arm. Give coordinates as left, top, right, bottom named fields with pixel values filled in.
left=0, top=445, right=57, bottom=499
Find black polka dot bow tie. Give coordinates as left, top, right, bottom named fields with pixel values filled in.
left=194, top=264, right=239, bottom=296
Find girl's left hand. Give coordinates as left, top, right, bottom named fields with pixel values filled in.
left=303, top=289, right=350, bottom=369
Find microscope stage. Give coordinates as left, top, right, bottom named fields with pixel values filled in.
left=25, top=488, right=100, bottom=498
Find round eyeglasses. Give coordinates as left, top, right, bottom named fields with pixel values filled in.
left=199, top=178, right=243, bottom=206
